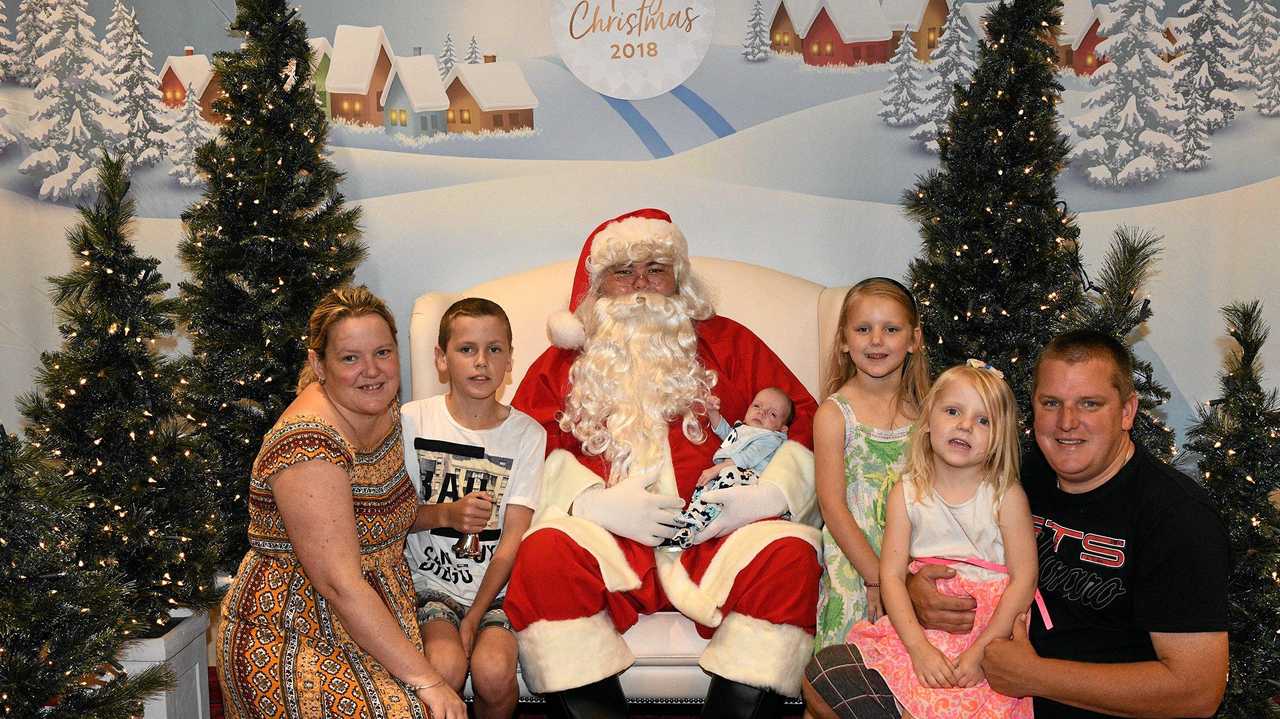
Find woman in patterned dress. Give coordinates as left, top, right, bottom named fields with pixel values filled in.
left=216, top=287, right=466, bottom=719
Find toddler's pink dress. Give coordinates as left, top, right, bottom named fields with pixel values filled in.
left=847, top=477, right=1035, bottom=719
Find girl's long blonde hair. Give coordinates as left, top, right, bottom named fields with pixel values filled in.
left=904, top=363, right=1021, bottom=509
left=825, top=278, right=931, bottom=417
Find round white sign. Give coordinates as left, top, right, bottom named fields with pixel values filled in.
left=550, top=0, right=715, bottom=101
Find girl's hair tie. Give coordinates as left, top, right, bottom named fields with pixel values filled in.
left=966, top=358, right=1005, bottom=379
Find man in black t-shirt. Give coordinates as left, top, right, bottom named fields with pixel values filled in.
left=802, top=330, right=1229, bottom=719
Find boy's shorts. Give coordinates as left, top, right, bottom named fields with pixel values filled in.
left=415, top=589, right=511, bottom=633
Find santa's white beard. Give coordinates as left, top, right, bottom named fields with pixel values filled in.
left=560, top=292, right=717, bottom=485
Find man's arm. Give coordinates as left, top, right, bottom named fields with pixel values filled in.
left=983, top=622, right=1228, bottom=718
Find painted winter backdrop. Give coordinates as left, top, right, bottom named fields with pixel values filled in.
left=1, top=0, right=1277, bottom=443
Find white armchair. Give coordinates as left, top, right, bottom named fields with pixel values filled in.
left=408, top=257, right=850, bottom=701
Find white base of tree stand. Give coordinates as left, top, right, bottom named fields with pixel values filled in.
left=120, top=610, right=211, bottom=719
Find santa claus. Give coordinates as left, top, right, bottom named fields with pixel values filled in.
left=506, top=209, right=823, bottom=717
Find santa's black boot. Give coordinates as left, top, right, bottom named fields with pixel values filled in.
left=700, top=674, right=786, bottom=719
left=544, top=675, right=628, bottom=719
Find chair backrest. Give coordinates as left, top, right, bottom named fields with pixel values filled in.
left=409, top=256, right=852, bottom=404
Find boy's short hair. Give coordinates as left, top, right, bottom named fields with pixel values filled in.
left=1033, top=329, right=1136, bottom=399
left=438, top=297, right=513, bottom=350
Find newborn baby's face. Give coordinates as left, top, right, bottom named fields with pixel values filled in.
left=743, top=389, right=790, bottom=432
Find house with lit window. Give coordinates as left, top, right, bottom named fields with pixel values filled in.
left=326, top=24, right=394, bottom=126
left=307, top=36, right=333, bottom=121
left=768, top=0, right=894, bottom=65
left=443, top=58, right=538, bottom=134
left=158, top=47, right=223, bottom=124
left=381, top=51, right=449, bottom=136
left=882, top=0, right=949, bottom=60
left=1056, top=0, right=1107, bottom=74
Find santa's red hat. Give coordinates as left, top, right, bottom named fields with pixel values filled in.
left=547, top=208, right=687, bottom=349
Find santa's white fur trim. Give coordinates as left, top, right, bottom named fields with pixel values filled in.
left=696, top=520, right=821, bottom=612
left=700, top=613, right=812, bottom=697
left=516, top=612, right=634, bottom=693
left=655, top=551, right=723, bottom=627
left=587, top=216, right=685, bottom=274
left=547, top=307, right=587, bottom=349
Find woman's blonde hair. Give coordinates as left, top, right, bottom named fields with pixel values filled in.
left=825, top=278, right=931, bottom=416
left=904, top=363, right=1021, bottom=509
left=296, top=285, right=398, bottom=392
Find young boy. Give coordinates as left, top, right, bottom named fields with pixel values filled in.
left=662, top=386, right=794, bottom=550
left=402, top=298, right=545, bottom=719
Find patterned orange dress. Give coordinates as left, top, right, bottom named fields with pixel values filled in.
left=216, top=415, right=428, bottom=719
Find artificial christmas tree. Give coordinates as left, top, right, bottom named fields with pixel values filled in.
left=176, top=0, right=366, bottom=569
left=17, top=0, right=124, bottom=201
left=1069, top=0, right=1181, bottom=186
left=1059, top=227, right=1176, bottom=462
left=0, top=424, right=174, bottom=719
left=911, top=8, right=977, bottom=151
left=1184, top=301, right=1280, bottom=719
left=20, top=154, right=223, bottom=634
left=743, top=0, right=771, bottom=62
left=109, top=6, right=170, bottom=171
left=1171, top=0, right=1246, bottom=133
left=439, top=32, right=456, bottom=79
left=904, top=0, right=1084, bottom=423
left=879, top=31, right=925, bottom=127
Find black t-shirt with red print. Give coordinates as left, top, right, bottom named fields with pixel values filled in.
left=1021, top=444, right=1230, bottom=719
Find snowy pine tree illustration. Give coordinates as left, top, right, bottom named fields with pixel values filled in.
left=168, top=86, right=208, bottom=187
left=18, top=0, right=125, bottom=201
left=466, top=35, right=482, bottom=64
left=1171, top=0, right=1246, bottom=132
left=1069, top=0, right=1182, bottom=186
left=879, top=31, right=926, bottom=127
left=1256, top=39, right=1280, bottom=115
left=12, top=0, right=53, bottom=87
left=743, top=0, right=770, bottom=61
left=0, top=0, right=14, bottom=82
left=111, top=6, right=170, bottom=170
left=99, top=0, right=132, bottom=93
left=439, top=33, right=456, bottom=79
left=911, top=9, right=976, bottom=151
left=1235, top=0, right=1279, bottom=89
left=0, top=105, right=14, bottom=154
left=1175, top=63, right=1213, bottom=169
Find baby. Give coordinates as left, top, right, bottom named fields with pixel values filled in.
left=662, top=387, right=793, bottom=550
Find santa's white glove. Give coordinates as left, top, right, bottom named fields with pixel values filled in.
left=571, top=482, right=684, bottom=546
left=688, top=483, right=788, bottom=544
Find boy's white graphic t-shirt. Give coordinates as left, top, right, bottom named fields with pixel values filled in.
left=401, top=395, right=545, bottom=605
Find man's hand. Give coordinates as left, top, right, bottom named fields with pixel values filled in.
left=906, top=564, right=977, bottom=633
left=458, top=613, right=480, bottom=657
left=572, top=482, right=683, bottom=546
left=982, top=613, right=1039, bottom=698
left=445, top=491, right=494, bottom=534
left=689, top=483, right=787, bottom=543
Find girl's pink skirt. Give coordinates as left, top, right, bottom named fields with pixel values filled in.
left=846, top=561, right=1033, bottom=719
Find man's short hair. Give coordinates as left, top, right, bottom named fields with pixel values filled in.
left=438, top=297, right=513, bottom=350
left=1033, top=329, right=1136, bottom=399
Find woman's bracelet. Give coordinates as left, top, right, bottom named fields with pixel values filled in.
left=404, top=677, right=445, bottom=692
left=864, top=580, right=880, bottom=588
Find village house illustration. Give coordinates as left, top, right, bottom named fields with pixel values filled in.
left=158, top=47, right=224, bottom=124
left=443, top=58, right=539, bottom=133
left=319, top=25, right=537, bottom=135
left=308, top=36, right=333, bottom=121
left=382, top=50, right=449, bottom=136
left=766, top=0, right=1119, bottom=75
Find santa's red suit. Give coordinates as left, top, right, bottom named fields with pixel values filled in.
left=507, top=310, right=823, bottom=696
